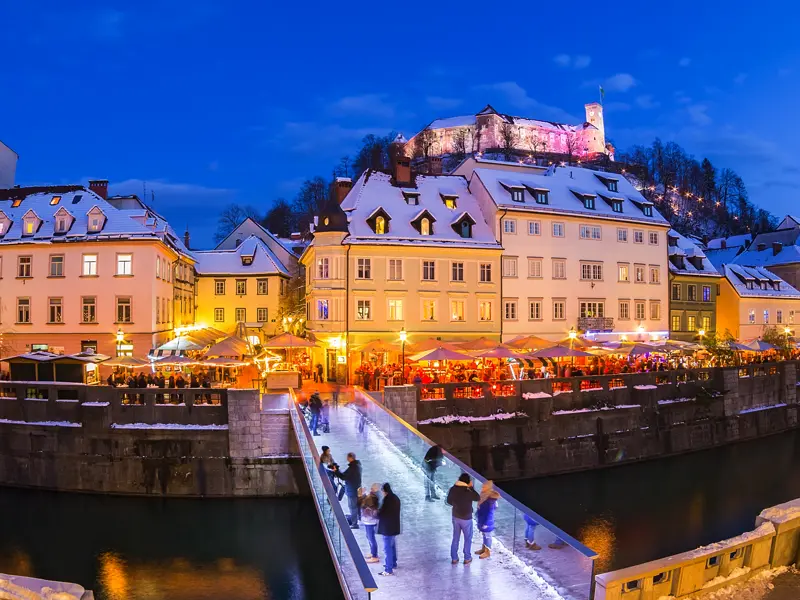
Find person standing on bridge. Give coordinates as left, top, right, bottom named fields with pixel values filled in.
left=335, top=452, right=362, bottom=528
left=446, top=473, right=480, bottom=565
left=475, top=480, right=500, bottom=559
left=359, top=484, right=381, bottom=564
left=308, top=392, right=322, bottom=436
left=377, top=482, right=401, bottom=576
left=423, top=445, right=443, bottom=502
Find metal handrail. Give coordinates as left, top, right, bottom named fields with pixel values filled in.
left=288, top=393, right=378, bottom=596
left=354, top=386, right=598, bottom=560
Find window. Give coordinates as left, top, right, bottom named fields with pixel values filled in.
left=688, top=315, right=696, bottom=331
left=648, top=232, right=659, bottom=245
left=257, top=279, right=268, bottom=295
left=235, top=307, right=246, bottom=322
left=528, top=258, right=542, bottom=278
left=503, top=219, right=517, bottom=234
left=156, top=297, right=161, bottom=324
left=49, top=255, right=64, bottom=277
left=17, top=298, right=30, bottom=323
left=619, top=301, right=630, bottom=320
left=504, top=301, right=517, bottom=320
left=422, top=300, right=436, bottom=321
left=552, top=259, right=566, bottom=279
left=503, top=257, right=518, bottom=278
left=643, top=205, right=653, bottom=217
left=420, top=218, right=431, bottom=235
left=403, top=192, right=419, bottom=206
left=280, top=279, right=287, bottom=296
left=611, top=200, right=623, bottom=213
left=215, top=280, right=225, bottom=295
left=55, top=215, right=69, bottom=233
left=357, top=258, right=371, bottom=279
left=633, top=230, right=644, bottom=244
left=635, top=265, right=645, bottom=283
left=687, top=285, right=696, bottom=301
left=650, top=267, right=660, bottom=284
left=81, top=297, right=96, bottom=323
left=672, top=283, right=681, bottom=300
left=451, top=300, right=465, bottom=321
left=116, top=254, right=132, bottom=276
left=533, top=190, right=549, bottom=204
left=356, top=299, right=372, bottom=320
left=702, top=316, right=711, bottom=331
left=236, top=280, right=246, bottom=295
left=764, top=310, right=769, bottom=324
left=451, top=262, right=464, bottom=282
left=459, top=219, right=472, bottom=238
left=316, top=299, right=329, bottom=320
left=214, top=308, right=225, bottom=322
left=256, top=308, right=268, bottom=323
left=443, top=196, right=457, bottom=209
left=580, top=263, right=603, bottom=281
left=580, top=225, right=602, bottom=240
left=479, top=301, right=492, bottom=321
left=651, top=302, right=661, bottom=320
left=116, top=297, right=132, bottom=323
left=607, top=180, right=618, bottom=192
left=749, top=309, right=756, bottom=324
left=703, top=286, right=711, bottom=302
left=82, top=254, right=97, bottom=276
left=317, top=257, right=330, bottom=279
left=45, top=297, right=63, bottom=324
left=618, top=264, right=629, bottom=282
left=581, top=195, right=596, bottom=210
left=778, top=310, right=783, bottom=324
left=511, top=189, right=524, bottom=203
left=480, top=263, right=492, bottom=283
left=388, top=299, right=403, bottom=321
left=422, top=260, right=436, bottom=281
left=528, top=221, right=541, bottom=235
left=17, top=256, right=31, bottom=278
left=552, top=222, right=565, bottom=237
left=375, top=216, right=387, bottom=234
left=635, top=301, right=646, bottom=320
left=156, top=257, right=161, bottom=279
left=579, top=301, right=605, bottom=318
left=617, top=228, right=628, bottom=242
left=671, top=314, right=681, bottom=331
left=388, top=259, right=403, bottom=281
left=529, top=300, right=542, bottom=320
left=553, top=300, right=565, bottom=320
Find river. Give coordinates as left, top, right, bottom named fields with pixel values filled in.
left=505, top=429, right=800, bottom=574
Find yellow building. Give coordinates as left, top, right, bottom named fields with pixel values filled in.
left=194, top=235, right=291, bottom=343
left=717, top=264, right=800, bottom=340
left=301, top=158, right=502, bottom=382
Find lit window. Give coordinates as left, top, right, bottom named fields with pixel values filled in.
left=649, top=267, right=660, bottom=284
left=215, top=280, right=226, bottom=295
left=50, top=196, right=61, bottom=206
left=357, top=299, right=372, bottom=320
left=749, top=309, right=755, bottom=324
left=422, top=300, right=436, bottom=321
left=214, top=308, right=225, bottom=322
left=116, top=254, right=132, bottom=276
left=421, top=218, right=431, bottom=235
left=444, top=196, right=458, bottom=209
left=764, top=310, right=769, bottom=324
left=634, top=264, right=645, bottom=283
left=257, top=308, right=268, bottom=322
left=651, top=302, right=661, bottom=320
left=672, top=314, right=682, bottom=331
left=479, top=301, right=492, bottom=321
left=375, top=216, right=386, bottom=234
left=317, top=257, right=329, bottom=279
left=702, top=316, right=711, bottom=331
left=388, top=299, right=404, bottom=321
left=688, top=315, right=696, bottom=331
left=317, top=300, right=329, bottom=320
left=451, top=300, right=465, bottom=321
left=618, top=264, right=629, bottom=282
left=580, top=301, right=605, bottom=318
left=82, top=254, right=98, bottom=276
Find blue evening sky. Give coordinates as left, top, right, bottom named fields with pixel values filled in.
left=2, top=1, right=799, bottom=247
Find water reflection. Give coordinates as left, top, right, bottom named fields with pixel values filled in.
left=577, top=517, right=615, bottom=574
left=0, top=549, right=34, bottom=578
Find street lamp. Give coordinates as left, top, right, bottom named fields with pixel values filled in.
left=785, top=327, right=792, bottom=357
left=568, top=327, right=577, bottom=367
left=399, top=328, right=407, bottom=384
left=698, top=329, right=706, bottom=339
left=116, top=328, right=124, bottom=357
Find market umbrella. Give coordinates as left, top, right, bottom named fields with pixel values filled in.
left=477, top=347, right=525, bottom=359
left=104, top=356, right=150, bottom=368
left=410, top=338, right=462, bottom=352
left=555, top=335, right=597, bottom=349
left=459, top=337, right=503, bottom=351
left=157, top=336, right=205, bottom=353
left=727, top=341, right=755, bottom=352
left=745, top=339, right=777, bottom=352
left=357, top=339, right=415, bottom=354
left=202, top=357, right=250, bottom=367
left=155, top=355, right=198, bottom=366
left=528, top=345, right=594, bottom=359
left=261, top=332, right=317, bottom=348
left=410, top=347, right=475, bottom=362
left=505, top=335, right=555, bottom=350
left=660, top=340, right=702, bottom=352
left=599, top=342, right=662, bottom=356
left=205, top=335, right=251, bottom=358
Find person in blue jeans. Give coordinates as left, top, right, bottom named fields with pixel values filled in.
left=475, top=480, right=500, bottom=559
left=360, top=484, right=381, bottom=563
left=446, top=473, right=480, bottom=565
left=524, top=513, right=566, bottom=550
left=308, top=392, right=322, bottom=436
left=377, top=482, right=401, bottom=576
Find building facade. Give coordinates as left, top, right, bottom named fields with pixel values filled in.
left=0, top=139, right=17, bottom=188
left=667, top=230, right=722, bottom=342
left=728, top=217, right=800, bottom=291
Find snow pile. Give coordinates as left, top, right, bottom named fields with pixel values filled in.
left=703, top=566, right=751, bottom=589
left=523, top=391, right=552, bottom=399
left=635, top=385, right=658, bottom=390
left=702, top=566, right=792, bottom=600
left=740, top=403, right=787, bottom=414
left=0, top=575, right=85, bottom=600
left=0, top=418, right=80, bottom=427
left=684, top=522, right=775, bottom=558
left=418, top=411, right=528, bottom=425
left=759, top=498, right=800, bottom=524
left=82, top=401, right=110, bottom=406
left=553, top=390, right=573, bottom=396
left=110, top=423, right=228, bottom=430
left=658, top=397, right=695, bottom=405
left=552, top=404, right=640, bottom=415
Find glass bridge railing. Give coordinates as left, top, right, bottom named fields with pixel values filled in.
left=350, top=387, right=598, bottom=600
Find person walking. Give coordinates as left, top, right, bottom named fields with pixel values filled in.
left=360, top=484, right=381, bottom=564
left=475, top=480, right=500, bottom=559
left=446, top=473, right=480, bottom=565
left=319, top=446, right=336, bottom=488
left=423, top=445, right=443, bottom=502
left=335, top=452, right=362, bottom=528
left=308, top=392, right=322, bottom=436
left=377, top=482, right=400, bottom=576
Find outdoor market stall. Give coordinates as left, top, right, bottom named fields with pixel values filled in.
left=1, top=350, right=110, bottom=383
left=261, top=332, right=317, bottom=388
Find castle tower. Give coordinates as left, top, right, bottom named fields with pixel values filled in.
left=584, top=103, right=606, bottom=155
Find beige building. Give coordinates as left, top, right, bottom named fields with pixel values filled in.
left=455, top=162, right=671, bottom=342
left=301, top=157, right=502, bottom=382
left=717, top=264, right=800, bottom=340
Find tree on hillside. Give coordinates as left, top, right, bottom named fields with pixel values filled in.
left=499, top=122, right=517, bottom=161
left=564, top=130, right=583, bottom=166
left=413, top=128, right=436, bottom=160
left=263, top=198, right=294, bottom=238
left=214, top=204, right=262, bottom=243
left=352, top=132, right=397, bottom=179
left=527, top=133, right=547, bottom=162
left=292, top=177, right=328, bottom=234
left=452, top=128, right=469, bottom=162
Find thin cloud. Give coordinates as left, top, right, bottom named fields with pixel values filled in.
left=604, top=102, right=632, bottom=112
left=733, top=73, right=748, bottom=85
left=635, top=95, right=660, bottom=109
left=328, top=93, right=396, bottom=119
left=603, top=73, right=637, bottom=92
left=678, top=57, right=691, bottom=67
left=553, top=54, right=591, bottom=69
left=426, top=96, right=463, bottom=110
left=473, top=82, right=578, bottom=122
left=687, top=104, right=711, bottom=126
left=553, top=54, right=571, bottom=67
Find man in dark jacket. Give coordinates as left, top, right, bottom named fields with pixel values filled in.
left=446, top=473, right=480, bottom=565
left=308, top=392, right=322, bottom=436
left=377, top=482, right=401, bottom=576
left=423, top=445, right=444, bottom=501
left=335, top=452, right=362, bottom=528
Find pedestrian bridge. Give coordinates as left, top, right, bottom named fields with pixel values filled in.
left=289, top=387, right=597, bottom=600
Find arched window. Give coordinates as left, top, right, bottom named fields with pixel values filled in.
left=376, top=216, right=386, bottom=234
left=460, top=220, right=472, bottom=238
left=421, top=218, right=430, bottom=235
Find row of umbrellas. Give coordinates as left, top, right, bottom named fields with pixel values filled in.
left=106, top=355, right=250, bottom=368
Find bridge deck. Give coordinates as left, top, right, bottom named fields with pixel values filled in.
left=310, top=400, right=568, bottom=599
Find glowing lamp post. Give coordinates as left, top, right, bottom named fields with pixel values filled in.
left=785, top=327, right=792, bottom=358
left=399, top=328, right=407, bottom=384
left=698, top=329, right=706, bottom=340
left=115, top=328, right=124, bottom=357
left=568, top=327, right=577, bottom=367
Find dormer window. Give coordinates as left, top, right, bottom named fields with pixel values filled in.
left=402, top=191, right=420, bottom=206
left=86, top=207, right=107, bottom=233
left=421, top=218, right=431, bottom=235
left=11, top=198, right=22, bottom=208
left=529, top=188, right=549, bottom=204
left=511, top=189, right=524, bottom=203
left=440, top=193, right=458, bottom=209
left=451, top=212, right=477, bottom=239
left=607, top=180, right=618, bottom=192
left=0, top=211, right=10, bottom=237
left=411, top=210, right=436, bottom=236
left=576, top=194, right=596, bottom=210
left=611, top=200, right=623, bottom=213
left=773, top=282, right=781, bottom=291
left=53, top=207, right=73, bottom=236
left=366, top=207, right=392, bottom=235
left=376, top=216, right=386, bottom=234
left=50, top=196, right=61, bottom=206
left=22, top=210, right=41, bottom=237
left=643, top=205, right=653, bottom=217
left=242, top=255, right=254, bottom=266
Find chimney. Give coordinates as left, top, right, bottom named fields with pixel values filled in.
left=88, top=179, right=108, bottom=199
left=184, top=228, right=191, bottom=250
left=332, top=178, right=353, bottom=204
left=427, top=156, right=442, bottom=176
left=773, top=241, right=783, bottom=256
left=393, top=155, right=412, bottom=186
left=757, top=242, right=767, bottom=252
left=721, top=239, right=727, bottom=249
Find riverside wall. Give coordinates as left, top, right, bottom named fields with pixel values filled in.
left=383, top=362, right=799, bottom=480
left=0, top=383, right=306, bottom=497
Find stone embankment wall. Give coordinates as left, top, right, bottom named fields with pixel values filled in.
left=383, top=362, right=799, bottom=480
left=0, top=383, right=304, bottom=497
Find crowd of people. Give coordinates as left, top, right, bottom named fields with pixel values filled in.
left=106, top=370, right=213, bottom=389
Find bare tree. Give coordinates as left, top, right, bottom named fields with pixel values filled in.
left=414, top=128, right=436, bottom=159
left=337, top=155, right=351, bottom=179
left=292, top=177, right=329, bottom=234
left=262, top=198, right=294, bottom=237
left=563, top=130, right=584, bottom=166
left=527, top=133, right=547, bottom=162
left=214, top=204, right=262, bottom=243
left=471, top=127, right=482, bottom=154
left=451, top=128, right=468, bottom=161
left=499, top=122, right=518, bottom=161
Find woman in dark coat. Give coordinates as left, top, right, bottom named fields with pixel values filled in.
left=377, top=482, right=401, bottom=576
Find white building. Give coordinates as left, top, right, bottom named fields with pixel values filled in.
left=0, top=140, right=18, bottom=188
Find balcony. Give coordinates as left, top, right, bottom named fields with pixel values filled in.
left=578, top=317, right=615, bottom=332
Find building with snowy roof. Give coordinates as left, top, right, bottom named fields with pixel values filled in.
left=667, top=230, right=723, bottom=341
left=729, top=216, right=800, bottom=291
left=717, top=264, right=800, bottom=341
left=462, top=160, right=671, bottom=342
left=214, top=216, right=306, bottom=277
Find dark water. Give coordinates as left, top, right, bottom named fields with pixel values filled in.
left=0, top=489, right=343, bottom=600
left=505, top=429, right=800, bottom=574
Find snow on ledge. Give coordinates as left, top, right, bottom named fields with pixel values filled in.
left=740, top=403, right=787, bottom=414
left=111, top=423, right=228, bottom=430
left=82, top=401, right=110, bottom=407
left=658, top=397, right=695, bottom=405
left=685, top=522, right=775, bottom=558
left=552, top=404, right=641, bottom=415
left=634, top=384, right=657, bottom=390
left=522, top=391, right=552, bottom=399
left=759, top=498, right=800, bottom=524
left=702, top=566, right=751, bottom=589
left=0, top=418, right=81, bottom=427
left=418, top=412, right=528, bottom=425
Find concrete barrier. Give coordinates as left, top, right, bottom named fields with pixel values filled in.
left=756, top=499, right=800, bottom=567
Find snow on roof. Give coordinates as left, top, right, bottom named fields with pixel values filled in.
left=194, top=235, right=290, bottom=276
left=732, top=229, right=800, bottom=267
left=215, top=216, right=302, bottom=258
left=667, top=230, right=721, bottom=277
left=722, top=264, right=800, bottom=299
left=427, top=115, right=477, bottom=129
left=473, top=166, right=669, bottom=226
left=707, top=233, right=752, bottom=249
left=339, top=171, right=500, bottom=249
left=705, top=246, right=744, bottom=270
